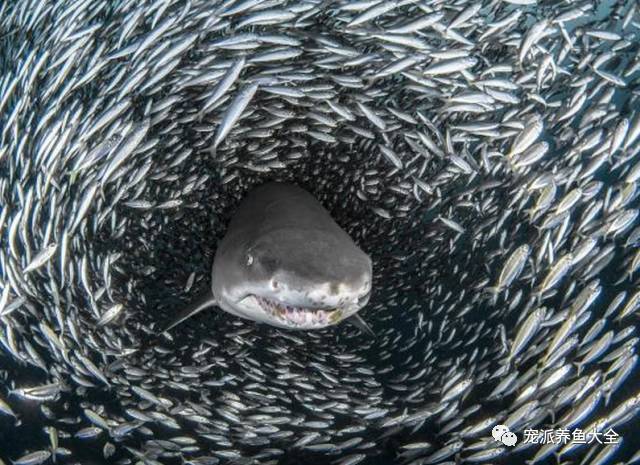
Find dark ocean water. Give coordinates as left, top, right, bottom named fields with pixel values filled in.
left=2, top=0, right=640, bottom=464
left=2, top=232, right=640, bottom=465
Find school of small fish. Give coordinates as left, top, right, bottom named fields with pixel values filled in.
left=1, top=0, right=640, bottom=464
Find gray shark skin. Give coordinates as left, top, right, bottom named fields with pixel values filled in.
left=163, top=182, right=373, bottom=332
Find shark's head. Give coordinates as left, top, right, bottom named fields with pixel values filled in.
left=213, top=227, right=372, bottom=330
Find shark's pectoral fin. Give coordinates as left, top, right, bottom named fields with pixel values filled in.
left=162, top=289, right=217, bottom=333
left=347, top=313, right=375, bottom=337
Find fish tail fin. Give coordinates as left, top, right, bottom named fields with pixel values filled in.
left=533, top=222, right=543, bottom=234
left=534, top=359, right=544, bottom=385
left=574, top=361, right=583, bottom=377
left=162, top=289, right=217, bottom=334
left=575, top=230, right=587, bottom=241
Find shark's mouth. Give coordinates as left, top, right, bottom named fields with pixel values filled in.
left=253, top=295, right=344, bottom=327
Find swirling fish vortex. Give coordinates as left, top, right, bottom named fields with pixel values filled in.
left=1, top=0, right=640, bottom=464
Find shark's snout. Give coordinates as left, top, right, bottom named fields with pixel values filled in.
left=265, top=273, right=372, bottom=309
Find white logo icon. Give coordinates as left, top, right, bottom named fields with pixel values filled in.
left=492, top=424, right=517, bottom=446
left=502, top=431, right=517, bottom=446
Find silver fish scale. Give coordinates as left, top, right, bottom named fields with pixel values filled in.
left=1, top=0, right=640, bottom=464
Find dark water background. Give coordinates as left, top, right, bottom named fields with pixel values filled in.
left=2, top=0, right=640, bottom=464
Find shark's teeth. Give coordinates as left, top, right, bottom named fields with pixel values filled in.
left=254, top=296, right=340, bottom=327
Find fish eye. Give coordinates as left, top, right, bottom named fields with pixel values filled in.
left=246, top=253, right=254, bottom=266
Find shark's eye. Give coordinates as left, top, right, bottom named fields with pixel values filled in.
left=246, top=253, right=254, bottom=266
